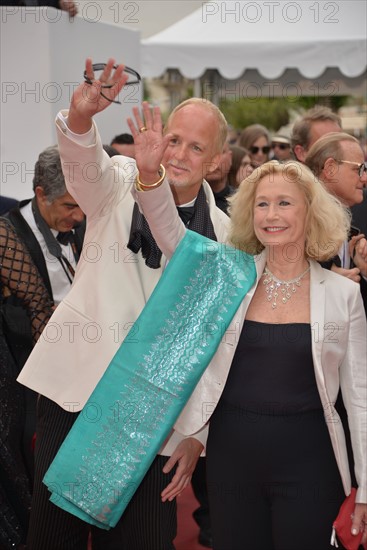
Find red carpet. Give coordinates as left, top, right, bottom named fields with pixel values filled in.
left=174, top=484, right=211, bottom=550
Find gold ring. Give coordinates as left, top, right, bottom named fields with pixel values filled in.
left=139, top=126, right=147, bottom=133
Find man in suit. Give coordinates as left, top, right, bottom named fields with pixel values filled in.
left=305, top=132, right=367, bottom=311
left=7, top=145, right=85, bottom=309
left=291, top=104, right=366, bottom=256
left=18, top=60, right=229, bottom=550
left=5, top=145, right=85, bottom=369
left=4, top=146, right=84, bottom=480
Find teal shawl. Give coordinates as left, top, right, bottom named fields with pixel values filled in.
left=43, top=230, right=256, bottom=529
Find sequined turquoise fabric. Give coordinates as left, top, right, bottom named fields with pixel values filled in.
left=43, top=230, right=256, bottom=529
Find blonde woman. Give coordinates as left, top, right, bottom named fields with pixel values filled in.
left=130, top=101, right=366, bottom=549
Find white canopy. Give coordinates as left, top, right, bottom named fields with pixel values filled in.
left=0, top=7, right=140, bottom=198
left=142, top=0, right=366, bottom=80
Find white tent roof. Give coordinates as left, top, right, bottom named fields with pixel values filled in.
left=142, top=0, right=366, bottom=80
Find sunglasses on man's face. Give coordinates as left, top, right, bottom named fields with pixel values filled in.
left=250, top=145, right=271, bottom=155
left=272, top=142, right=290, bottom=150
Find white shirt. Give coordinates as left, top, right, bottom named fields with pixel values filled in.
left=20, top=201, right=77, bottom=305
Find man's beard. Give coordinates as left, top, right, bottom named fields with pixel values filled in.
left=166, top=170, right=191, bottom=188
left=165, top=162, right=192, bottom=188
left=167, top=175, right=191, bottom=188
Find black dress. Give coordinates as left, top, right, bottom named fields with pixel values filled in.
left=0, top=218, right=52, bottom=549
left=206, top=320, right=345, bottom=550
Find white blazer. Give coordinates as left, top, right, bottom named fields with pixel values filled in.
left=136, top=178, right=367, bottom=503
left=17, top=114, right=230, bottom=454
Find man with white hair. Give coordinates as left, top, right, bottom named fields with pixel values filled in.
left=19, top=59, right=229, bottom=550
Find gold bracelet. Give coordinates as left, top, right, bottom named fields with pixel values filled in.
left=136, top=165, right=166, bottom=191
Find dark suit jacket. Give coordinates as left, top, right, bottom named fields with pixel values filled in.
left=351, top=190, right=367, bottom=315
left=351, top=188, right=367, bottom=237
left=353, top=203, right=367, bottom=315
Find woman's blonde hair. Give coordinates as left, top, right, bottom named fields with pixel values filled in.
left=228, top=160, right=351, bottom=261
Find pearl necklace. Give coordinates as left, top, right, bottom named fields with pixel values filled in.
left=262, top=263, right=310, bottom=309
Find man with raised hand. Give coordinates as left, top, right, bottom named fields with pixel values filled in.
left=19, top=58, right=229, bottom=550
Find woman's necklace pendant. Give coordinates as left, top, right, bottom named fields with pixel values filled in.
left=263, top=264, right=310, bottom=309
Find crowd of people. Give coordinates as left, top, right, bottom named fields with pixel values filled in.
left=0, top=58, right=366, bottom=550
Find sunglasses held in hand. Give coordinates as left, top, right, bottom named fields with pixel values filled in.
left=83, top=63, right=141, bottom=104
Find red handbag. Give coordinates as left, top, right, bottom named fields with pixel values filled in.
left=331, top=488, right=364, bottom=550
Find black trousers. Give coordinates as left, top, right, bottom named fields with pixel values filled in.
left=191, top=457, right=211, bottom=531
left=206, top=402, right=345, bottom=550
left=27, top=397, right=176, bottom=550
